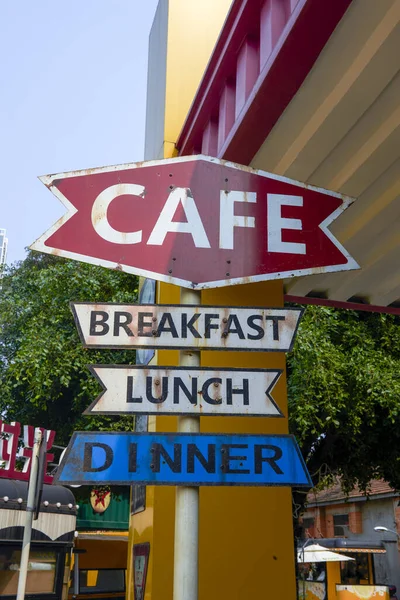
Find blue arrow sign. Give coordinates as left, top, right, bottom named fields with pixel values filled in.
left=54, top=432, right=312, bottom=487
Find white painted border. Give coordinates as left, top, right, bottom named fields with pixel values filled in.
left=30, top=155, right=359, bottom=289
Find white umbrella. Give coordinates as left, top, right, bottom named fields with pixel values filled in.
left=298, top=543, right=355, bottom=563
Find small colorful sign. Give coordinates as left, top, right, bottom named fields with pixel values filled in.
left=90, top=486, right=111, bottom=514
left=134, top=543, right=150, bottom=600
left=54, top=432, right=312, bottom=487
left=0, top=420, right=55, bottom=484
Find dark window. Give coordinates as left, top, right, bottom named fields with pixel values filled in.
left=303, top=517, right=315, bottom=530
left=0, top=545, right=61, bottom=596
left=71, top=569, right=126, bottom=595
left=333, top=513, right=349, bottom=536
left=340, top=552, right=370, bottom=584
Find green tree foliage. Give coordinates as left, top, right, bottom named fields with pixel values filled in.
left=0, top=252, right=138, bottom=444
left=288, top=305, right=400, bottom=493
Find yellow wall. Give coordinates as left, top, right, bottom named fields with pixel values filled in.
left=198, top=283, right=296, bottom=598
left=327, top=561, right=342, bottom=600
left=163, top=0, right=232, bottom=157
left=77, top=538, right=127, bottom=570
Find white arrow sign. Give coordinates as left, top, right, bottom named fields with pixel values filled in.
left=72, top=303, right=303, bottom=352
left=85, top=366, right=283, bottom=417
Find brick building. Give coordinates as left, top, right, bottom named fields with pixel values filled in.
left=300, top=479, right=400, bottom=591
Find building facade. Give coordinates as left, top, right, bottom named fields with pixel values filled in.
left=301, top=480, right=400, bottom=592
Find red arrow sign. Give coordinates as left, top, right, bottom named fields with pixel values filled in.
left=31, top=156, right=358, bottom=289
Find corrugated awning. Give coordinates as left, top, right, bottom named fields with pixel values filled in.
left=312, top=538, right=387, bottom=554
left=337, top=547, right=386, bottom=554
left=0, top=479, right=76, bottom=514
left=76, top=531, right=129, bottom=542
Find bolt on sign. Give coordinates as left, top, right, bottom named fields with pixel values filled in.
left=71, top=303, right=303, bottom=352
left=54, top=432, right=312, bottom=487
left=85, top=365, right=283, bottom=417
left=31, top=155, right=358, bottom=289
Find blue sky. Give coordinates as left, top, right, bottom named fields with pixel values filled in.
left=0, top=0, right=158, bottom=265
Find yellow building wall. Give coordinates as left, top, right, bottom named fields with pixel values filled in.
left=76, top=538, right=128, bottom=571
left=198, top=283, right=296, bottom=598
left=163, top=0, right=232, bottom=157
left=327, top=562, right=342, bottom=600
